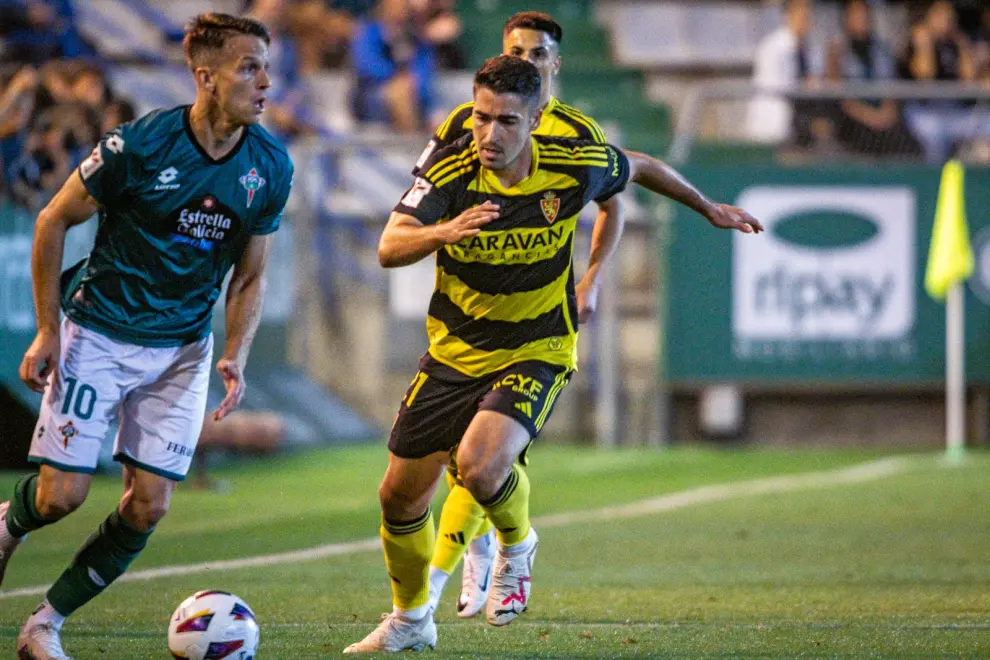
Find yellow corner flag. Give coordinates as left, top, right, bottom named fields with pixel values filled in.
left=925, top=160, right=974, bottom=301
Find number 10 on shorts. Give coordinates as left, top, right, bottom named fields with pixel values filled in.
left=61, top=377, right=97, bottom=420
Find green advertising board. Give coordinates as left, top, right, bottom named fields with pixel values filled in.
left=667, top=165, right=990, bottom=387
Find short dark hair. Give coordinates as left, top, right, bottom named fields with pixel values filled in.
left=474, top=55, right=542, bottom=108
left=503, top=11, right=563, bottom=45
left=183, top=13, right=271, bottom=68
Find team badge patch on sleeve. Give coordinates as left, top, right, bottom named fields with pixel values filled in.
left=79, top=146, right=104, bottom=180
left=401, top=177, right=433, bottom=208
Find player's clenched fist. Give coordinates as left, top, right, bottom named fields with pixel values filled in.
left=434, top=201, right=500, bottom=244
left=19, top=328, right=60, bottom=392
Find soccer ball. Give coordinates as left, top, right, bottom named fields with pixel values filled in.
left=167, top=590, right=259, bottom=660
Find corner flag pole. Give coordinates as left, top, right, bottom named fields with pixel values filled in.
left=946, top=282, right=965, bottom=459
left=924, top=160, right=973, bottom=461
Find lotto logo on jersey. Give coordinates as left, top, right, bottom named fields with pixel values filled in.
left=155, top=167, right=181, bottom=191
left=105, top=135, right=125, bottom=154
left=239, top=168, right=266, bottom=208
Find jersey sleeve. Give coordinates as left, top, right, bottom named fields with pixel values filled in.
left=571, top=113, right=608, bottom=144
left=77, top=126, right=139, bottom=207
left=584, top=115, right=608, bottom=144
left=392, top=174, right=452, bottom=225
left=254, top=158, right=294, bottom=235
left=585, top=144, right=631, bottom=204
left=410, top=103, right=473, bottom=176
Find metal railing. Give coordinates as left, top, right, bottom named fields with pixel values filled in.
left=668, top=80, right=990, bottom=164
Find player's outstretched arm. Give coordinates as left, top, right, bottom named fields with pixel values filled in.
left=378, top=201, right=500, bottom=268
left=19, top=171, right=99, bottom=391
left=577, top=195, right=626, bottom=324
left=623, top=150, right=764, bottom=234
left=214, top=233, right=273, bottom=422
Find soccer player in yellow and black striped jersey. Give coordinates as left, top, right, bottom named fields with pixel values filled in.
left=413, top=11, right=605, bottom=178
left=416, top=11, right=617, bottom=622
left=344, top=56, right=762, bottom=654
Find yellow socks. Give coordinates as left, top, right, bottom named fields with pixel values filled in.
left=432, top=482, right=487, bottom=574
left=381, top=508, right=435, bottom=611
left=478, top=464, right=531, bottom=547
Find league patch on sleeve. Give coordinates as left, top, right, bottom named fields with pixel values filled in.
left=79, top=146, right=104, bottom=180
left=415, top=141, right=436, bottom=170
left=401, top=177, right=433, bottom=208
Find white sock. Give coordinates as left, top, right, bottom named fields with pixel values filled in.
left=27, top=600, right=66, bottom=630
left=503, top=527, right=537, bottom=556
left=428, top=566, right=449, bottom=600
left=395, top=602, right=431, bottom=622
left=0, top=501, right=26, bottom=543
left=468, top=529, right=494, bottom=555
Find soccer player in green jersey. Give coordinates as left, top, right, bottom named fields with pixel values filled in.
left=0, top=14, right=293, bottom=660
left=344, top=55, right=760, bottom=653
left=419, top=12, right=622, bottom=620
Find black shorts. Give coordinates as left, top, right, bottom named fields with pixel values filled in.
left=388, top=355, right=572, bottom=459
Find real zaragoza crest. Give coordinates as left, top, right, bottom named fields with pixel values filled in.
left=239, top=167, right=266, bottom=208
left=540, top=191, right=560, bottom=224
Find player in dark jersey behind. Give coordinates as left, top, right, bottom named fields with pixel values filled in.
left=344, top=55, right=761, bottom=653
left=0, top=14, right=293, bottom=660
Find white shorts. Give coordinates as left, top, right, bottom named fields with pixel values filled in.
left=28, top=317, right=213, bottom=481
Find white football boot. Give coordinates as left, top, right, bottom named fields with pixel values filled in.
left=485, top=528, right=538, bottom=626
left=17, top=621, right=74, bottom=660
left=456, top=529, right=495, bottom=618
left=343, top=612, right=437, bottom=653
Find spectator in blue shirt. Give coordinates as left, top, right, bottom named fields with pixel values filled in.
left=0, top=0, right=94, bottom=66
left=351, top=0, right=435, bottom=133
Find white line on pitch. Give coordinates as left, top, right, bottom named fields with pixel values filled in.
left=0, top=455, right=919, bottom=601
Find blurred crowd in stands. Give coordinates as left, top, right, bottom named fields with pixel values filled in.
left=0, top=0, right=464, bottom=207
left=5, top=0, right=990, bottom=210
left=0, top=0, right=133, bottom=209
left=749, top=0, right=990, bottom=161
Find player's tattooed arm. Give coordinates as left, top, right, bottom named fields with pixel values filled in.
left=623, top=150, right=764, bottom=234
left=19, top=171, right=99, bottom=391
left=377, top=202, right=500, bottom=268
left=214, top=233, right=273, bottom=421
left=577, top=195, right=626, bottom=324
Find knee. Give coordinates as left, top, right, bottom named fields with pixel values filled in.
left=35, top=489, right=85, bottom=520
left=458, top=461, right=506, bottom=503
left=122, top=496, right=169, bottom=532
left=378, top=482, right=426, bottom=522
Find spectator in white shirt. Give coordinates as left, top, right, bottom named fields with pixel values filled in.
left=746, top=0, right=822, bottom=145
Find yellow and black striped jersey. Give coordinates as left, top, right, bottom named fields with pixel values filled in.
left=411, top=96, right=607, bottom=176
left=394, top=133, right=630, bottom=378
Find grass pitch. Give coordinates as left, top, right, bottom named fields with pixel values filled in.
left=1, top=446, right=987, bottom=658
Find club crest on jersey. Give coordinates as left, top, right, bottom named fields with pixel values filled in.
left=540, top=191, right=561, bottom=224
left=58, top=421, right=78, bottom=448
left=239, top=168, right=266, bottom=208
